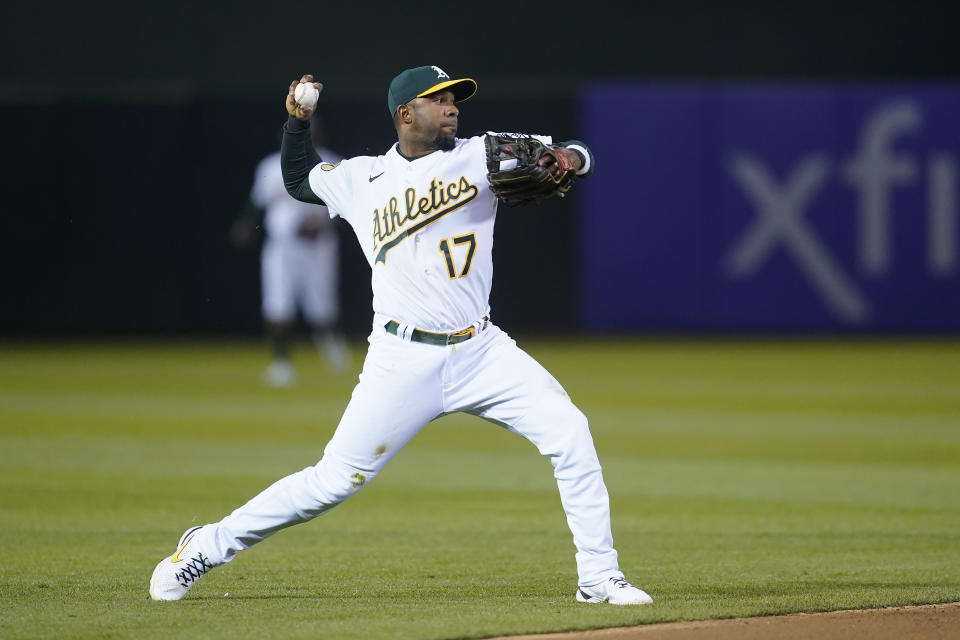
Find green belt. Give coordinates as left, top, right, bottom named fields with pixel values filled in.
left=384, top=317, right=488, bottom=346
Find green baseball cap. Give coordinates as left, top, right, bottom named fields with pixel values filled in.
left=387, top=65, right=477, bottom=116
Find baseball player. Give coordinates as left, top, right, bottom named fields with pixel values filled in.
left=150, top=66, right=652, bottom=606
left=232, top=122, right=349, bottom=386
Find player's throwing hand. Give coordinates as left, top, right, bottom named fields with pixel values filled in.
left=286, top=74, right=324, bottom=120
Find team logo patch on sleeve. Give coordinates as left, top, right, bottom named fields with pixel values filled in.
left=320, top=161, right=342, bottom=171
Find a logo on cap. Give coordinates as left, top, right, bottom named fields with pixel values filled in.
left=431, top=66, right=450, bottom=80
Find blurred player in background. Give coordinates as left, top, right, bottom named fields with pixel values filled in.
left=232, top=117, right=349, bottom=386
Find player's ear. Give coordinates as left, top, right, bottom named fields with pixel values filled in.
left=398, top=103, right=413, bottom=125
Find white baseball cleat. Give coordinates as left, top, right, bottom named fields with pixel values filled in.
left=576, top=576, right=654, bottom=605
left=265, top=360, right=296, bottom=387
left=149, top=526, right=215, bottom=601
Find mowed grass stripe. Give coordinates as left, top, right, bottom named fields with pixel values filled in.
left=2, top=436, right=956, bottom=506
left=0, top=339, right=958, bottom=639
left=0, top=390, right=347, bottom=425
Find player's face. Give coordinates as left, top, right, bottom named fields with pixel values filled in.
left=411, top=89, right=459, bottom=151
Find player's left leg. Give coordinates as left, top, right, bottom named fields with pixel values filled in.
left=261, top=238, right=298, bottom=386
left=298, top=235, right=349, bottom=371
left=150, top=327, right=446, bottom=600
left=443, top=325, right=652, bottom=605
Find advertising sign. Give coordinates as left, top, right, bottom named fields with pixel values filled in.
left=581, top=85, right=960, bottom=331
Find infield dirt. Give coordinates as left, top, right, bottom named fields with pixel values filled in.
left=490, top=602, right=960, bottom=640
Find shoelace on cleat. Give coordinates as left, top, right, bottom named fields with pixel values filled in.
left=610, top=577, right=632, bottom=589
left=175, top=553, right=213, bottom=588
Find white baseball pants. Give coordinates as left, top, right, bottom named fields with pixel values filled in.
left=198, top=317, right=622, bottom=587
left=261, top=234, right=339, bottom=326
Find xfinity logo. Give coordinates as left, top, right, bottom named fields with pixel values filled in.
left=726, top=101, right=957, bottom=323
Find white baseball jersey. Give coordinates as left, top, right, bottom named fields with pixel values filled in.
left=252, top=148, right=342, bottom=240
left=251, top=147, right=343, bottom=325
left=306, top=135, right=547, bottom=333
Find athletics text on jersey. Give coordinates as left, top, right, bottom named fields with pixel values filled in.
left=306, top=136, right=541, bottom=333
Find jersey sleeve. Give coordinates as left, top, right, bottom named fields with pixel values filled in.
left=307, top=157, right=356, bottom=220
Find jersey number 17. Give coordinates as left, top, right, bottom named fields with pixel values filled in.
left=438, top=233, right=477, bottom=279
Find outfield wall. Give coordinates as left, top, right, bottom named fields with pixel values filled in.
left=4, top=3, right=956, bottom=337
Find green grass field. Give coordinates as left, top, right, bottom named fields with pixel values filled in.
left=1, top=338, right=958, bottom=639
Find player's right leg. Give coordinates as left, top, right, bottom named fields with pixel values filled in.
left=149, top=327, right=445, bottom=600
left=298, top=236, right=349, bottom=371
left=264, top=321, right=295, bottom=386
left=445, top=326, right=653, bottom=605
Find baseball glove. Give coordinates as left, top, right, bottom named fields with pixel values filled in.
left=485, top=134, right=578, bottom=206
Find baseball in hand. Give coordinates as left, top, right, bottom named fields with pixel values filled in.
left=294, top=83, right=319, bottom=107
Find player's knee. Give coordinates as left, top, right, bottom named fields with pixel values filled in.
left=553, top=401, right=592, bottom=444
left=530, top=398, right=600, bottom=474
left=557, top=416, right=600, bottom=473
left=307, top=455, right=378, bottom=505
